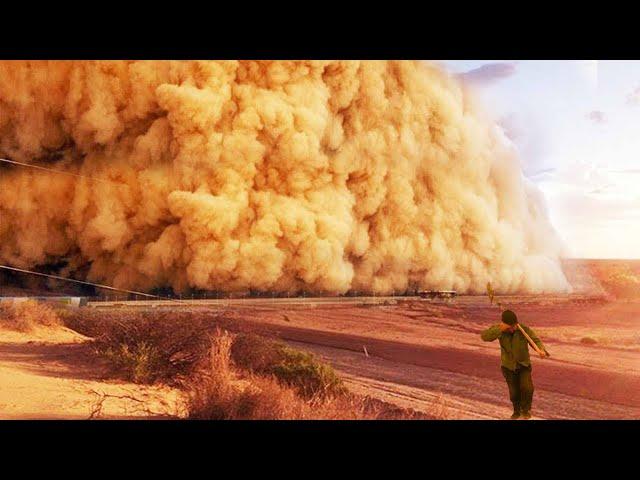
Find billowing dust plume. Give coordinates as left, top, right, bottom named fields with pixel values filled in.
left=0, top=61, right=569, bottom=294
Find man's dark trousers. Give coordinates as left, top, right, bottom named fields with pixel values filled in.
left=501, top=364, right=534, bottom=413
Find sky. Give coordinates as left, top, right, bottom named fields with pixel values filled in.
left=441, top=60, right=640, bottom=259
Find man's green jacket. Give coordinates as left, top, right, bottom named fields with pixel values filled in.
left=481, top=323, right=547, bottom=371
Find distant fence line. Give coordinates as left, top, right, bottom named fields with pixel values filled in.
left=0, top=296, right=87, bottom=307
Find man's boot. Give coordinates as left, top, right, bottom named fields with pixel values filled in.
left=521, top=411, right=532, bottom=419
left=510, top=410, right=521, bottom=419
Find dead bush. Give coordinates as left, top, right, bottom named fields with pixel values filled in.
left=62, top=310, right=426, bottom=419
left=0, top=300, right=61, bottom=332
left=76, top=311, right=215, bottom=385
left=187, top=331, right=311, bottom=419
left=187, top=330, right=425, bottom=420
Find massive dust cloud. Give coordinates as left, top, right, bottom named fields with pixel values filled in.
left=0, top=60, right=569, bottom=295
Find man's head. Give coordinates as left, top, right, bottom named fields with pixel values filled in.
left=501, top=310, right=518, bottom=326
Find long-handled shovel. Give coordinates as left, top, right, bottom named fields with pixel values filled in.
left=515, top=323, right=549, bottom=357
left=486, top=282, right=550, bottom=357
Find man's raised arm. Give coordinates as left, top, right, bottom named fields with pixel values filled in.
left=481, top=324, right=503, bottom=342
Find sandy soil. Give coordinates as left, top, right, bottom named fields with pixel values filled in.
left=2, top=294, right=639, bottom=419
left=207, top=297, right=640, bottom=419
left=0, top=327, right=184, bottom=419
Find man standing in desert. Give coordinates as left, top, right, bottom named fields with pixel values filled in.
left=481, top=310, right=549, bottom=419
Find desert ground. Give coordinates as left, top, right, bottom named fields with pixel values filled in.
left=1, top=259, right=639, bottom=419
left=218, top=296, right=640, bottom=419
left=128, top=295, right=638, bottom=419
left=0, top=326, right=182, bottom=419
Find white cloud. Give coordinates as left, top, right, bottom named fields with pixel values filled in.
left=626, top=86, right=640, bottom=106
left=575, top=60, right=599, bottom=93
left=444, top=60, right=640, bottom=258
left=458, top=62, right=517, bottom=86
left=538, top=165, right=640, bottom=258
left=586, top=110, right=607, bottom=124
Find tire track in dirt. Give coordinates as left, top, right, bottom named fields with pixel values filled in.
left=287, top=340, right=640, bottom=419
left=213, top=315, right=640, bottom=416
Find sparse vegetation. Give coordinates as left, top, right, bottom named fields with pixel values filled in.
left=430, top=392, right=452, bottom=420
left=230, top=332, right=283, bottom=372
left=0, top=300, right=61, bottom=332
left=271, top=346, right=346, bottom=399
left=56, top=309, right=435, bottom=419
left=580, top=336, right=598, bottom=345
left=100, top=341, right=163, bottom=383
left=64, top=311, right=214, bottom=385
left=230, top=333, right=346, bottom=399
left=187, top=330, right=421, bottom=420
left=62, top=312, right=426, bottom=419
left=187, top=331, right=311, bottom=419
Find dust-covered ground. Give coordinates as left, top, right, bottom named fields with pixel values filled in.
left=54, top=293, right=636, bottom=420
left=202, top=296, right=640, bottom=419
left=2, top=258, right=639, bottom=420
left=0, top=326, right=183, bottom=419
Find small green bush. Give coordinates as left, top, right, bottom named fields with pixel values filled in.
left=100, top=341, right=162, bottom=383
left=271, top=346, right=347, bottom=399
left=230, top=333, right=346, bottom=399
left=230, top=333, right=283, bottom=372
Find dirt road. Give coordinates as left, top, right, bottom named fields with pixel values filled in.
left=207, top=298, right=640, bottom=419
left=2, top=296, right=638, bottom=419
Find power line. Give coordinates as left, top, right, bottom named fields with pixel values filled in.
left=0, top=264, right=160, bottom=299
left=0, top=159, right=193, bottom=304
left=0, top=158, right=171, bottom=301
left=0, top=157, right=126, bottom=187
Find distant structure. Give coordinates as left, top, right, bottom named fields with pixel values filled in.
left=0, top=296, right=87, bottom=307
left=418, top=290, right=457, bottom=300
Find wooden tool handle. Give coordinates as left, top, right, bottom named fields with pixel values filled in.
left=516, top=323, right=546, bottom=356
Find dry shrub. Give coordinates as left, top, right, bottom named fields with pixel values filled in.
left=79, top=312, right=214, bottom=385
left=224, top=376, right=310, bottom=420
left=270, top=346, right=346, bottom=399
left=187, top=330, right=426, bottom=420
left=186, top=331, right=235, bottom=419
left=188, top=331, right=310, bottom=419
left=63, top=309, right=429, bottom=419
left=357, top=396, right=428, bottom=420
left=231, top=333, right=283, bottom=371
left=0, top=300, right=61, bottom=332
left=605, top=270, right=640, bottom=298
left=231, top=333, right=346, bottom=399
left=100, top=341, right=163, bottom=384
left=429, top=392, right=453, bottom=420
